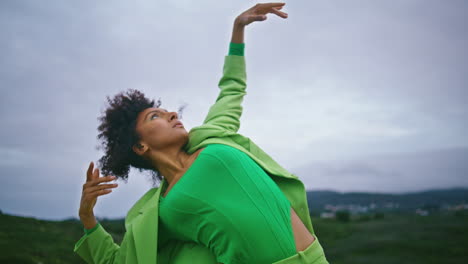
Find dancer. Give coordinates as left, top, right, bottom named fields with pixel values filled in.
left=74, top=2, right=329, bottom=264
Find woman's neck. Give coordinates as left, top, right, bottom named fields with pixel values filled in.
left=151, top=146, right=204, bottom=187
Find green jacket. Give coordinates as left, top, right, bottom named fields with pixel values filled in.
left=74, top=50, right=315, bottom=264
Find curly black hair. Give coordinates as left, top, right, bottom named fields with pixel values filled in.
left=95, top=89, right=186, bottom=186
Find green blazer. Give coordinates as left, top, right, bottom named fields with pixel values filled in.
left=73, top=54, right=315, bottom=264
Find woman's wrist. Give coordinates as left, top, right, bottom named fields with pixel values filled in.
left=80, top=215, right=98, bottom=230
left=83, top=221, right=100, bottom=235
left=231, top=21, right=245, bottom=44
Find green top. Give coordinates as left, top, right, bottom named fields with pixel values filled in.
left=158, top=144, right=296, bottom=264
left=82, top=42, right=245, bottom=236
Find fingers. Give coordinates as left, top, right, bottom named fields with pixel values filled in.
left=80, top=164, right=117, bottom=217
left=83, top=180, right=118, bottom=199
left=88, top=184, right=117, bottom=198
left=262, top=2, right=286, bottom=8
left=97, top=175, right=116, bottom=184
left=86, top=161, right=115, bottom=183
left=86, top=162, right=94, bottom=182
left=86, top=161, right=103, bottom=182
left=88, top=183, right=118, bottom=194
left=93, top=167, right=99, bottom=180
left=237, top=2, right=287, bottom=26
left=90, top=190, right=112, bottom=197
left=270, top=7, right=288, bottom=18
left=257, top=2, right=286, bottom=11
left=85, top=175, right=116, bottom=187
left=255, top=2, right=288, bottom=19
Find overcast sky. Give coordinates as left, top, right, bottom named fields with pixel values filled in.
left=1, top=0, right=467, bottom=220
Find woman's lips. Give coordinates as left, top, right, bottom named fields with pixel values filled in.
left=173, top=121, right=184, bottom=128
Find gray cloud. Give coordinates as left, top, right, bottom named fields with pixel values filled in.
left=292, top=146, right=468, bottom=194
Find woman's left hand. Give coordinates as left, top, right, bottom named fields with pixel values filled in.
left=235, top=2, right=288, bottom=27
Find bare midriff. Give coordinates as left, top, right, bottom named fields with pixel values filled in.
left=290, top=206, right=315, bottom=252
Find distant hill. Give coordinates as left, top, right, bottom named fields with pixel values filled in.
left=306, top=187, right=468, bottom=214
left=1, top=187, right=468, bottom=264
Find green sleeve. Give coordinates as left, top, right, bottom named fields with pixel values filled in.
left=74, top=221, right=121, bottom=263
left=83, top=221, right=100, bottom=235
left=199, top=54, right=246, bottom=133
left=183, top=49, right=247, bottom=151
left=228, top=42, right=245, bottom=56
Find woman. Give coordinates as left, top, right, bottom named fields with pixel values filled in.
left=75, top=2, right=329, bottom=264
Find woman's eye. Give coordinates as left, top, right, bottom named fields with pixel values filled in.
left=151, top=114, right=159, bottom=120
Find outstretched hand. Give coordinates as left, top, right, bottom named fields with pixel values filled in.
left=78, top=162, right=118, bottom=219
left=235, top=2, right=288, bottom=27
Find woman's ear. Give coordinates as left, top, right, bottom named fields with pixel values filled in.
left=132, top=143, right=146, bottom=156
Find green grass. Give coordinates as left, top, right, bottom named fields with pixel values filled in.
left=313, top=211, right=468, bottom=264
left=1, top=211, right=467, bottom=263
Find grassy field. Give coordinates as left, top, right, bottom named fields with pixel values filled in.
left=0, top=211, right=467, bottom=263
left=313, top=211, right=468, bottom=264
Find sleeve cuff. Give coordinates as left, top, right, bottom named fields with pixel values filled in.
left=83, top=221, right=100, bottom=235
left=228, top=42, right=245, bottom=56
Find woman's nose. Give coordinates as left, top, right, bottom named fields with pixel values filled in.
left=169, top=111, right=178, bottom=121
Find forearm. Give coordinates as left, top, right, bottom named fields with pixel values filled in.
left=231, top=20, right=245, bottom=44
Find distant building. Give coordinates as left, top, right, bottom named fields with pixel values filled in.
left=416, top=208, right=429, bottom=216
left=320, top=212, right=335, bottom=219
left=324, top=204, right=337, bottom=211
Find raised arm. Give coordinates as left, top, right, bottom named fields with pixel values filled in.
left=185, top=3, right=288, bottom=152
left=201, top=18, right=247, bottom=133
left=201, top=3, right=288, bottom=132
left=201, top=39, right=247, bottom=133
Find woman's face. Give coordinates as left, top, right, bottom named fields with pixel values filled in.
left=133, top=107, right=188, bottom=153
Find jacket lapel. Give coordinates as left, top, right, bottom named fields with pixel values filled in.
left=131, top=180, right=165, bottom=264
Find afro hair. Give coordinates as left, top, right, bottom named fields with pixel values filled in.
left=95, top=88, right=186, bottom=186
